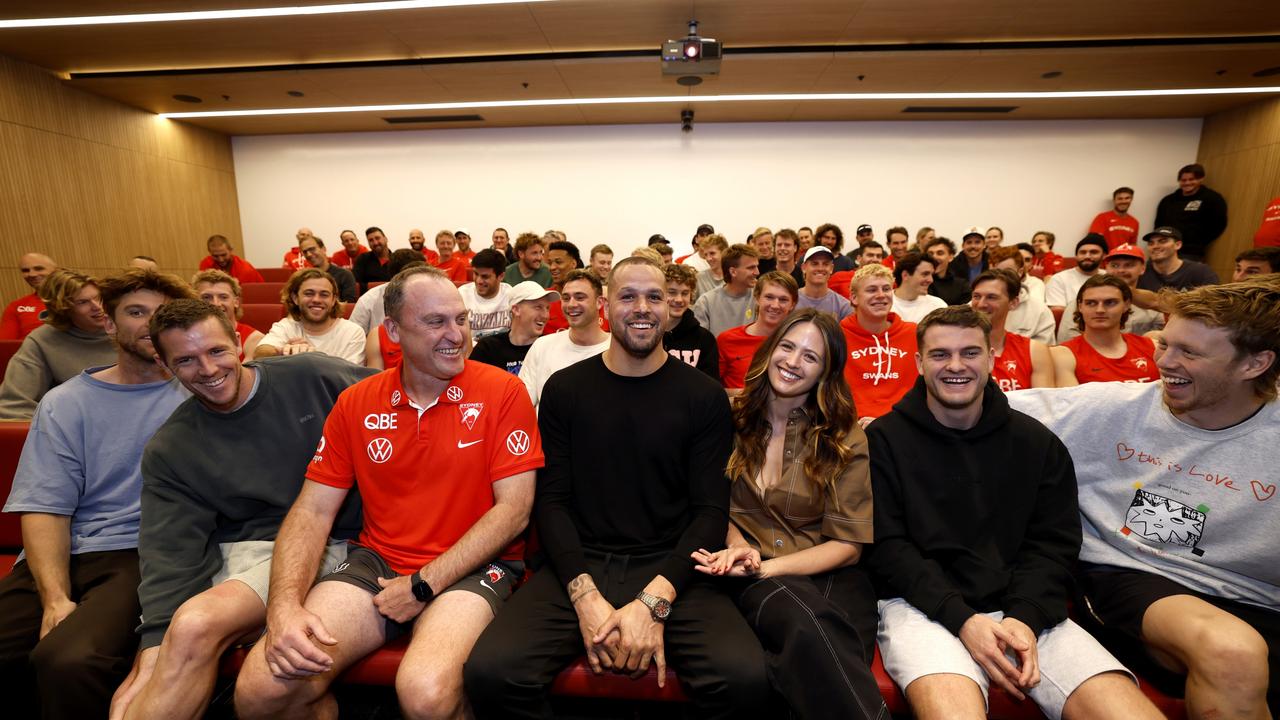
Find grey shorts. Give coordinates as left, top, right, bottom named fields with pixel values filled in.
left=319, top=546, right=522, bottom=640
left=876, top=598, right=1135, bottom=720
left=211, top=539, right=348, bottom=605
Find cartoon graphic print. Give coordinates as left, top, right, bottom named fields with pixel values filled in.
left=1123, top=488, right=1206, bottom=555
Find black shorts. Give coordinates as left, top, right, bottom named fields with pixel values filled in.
left=320, top=546, right=522, bottom=640
left=1081, top=563, right=1279, bottom=710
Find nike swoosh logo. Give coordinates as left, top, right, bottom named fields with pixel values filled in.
left=457, top=439, right=484, bottom=448
left=479, top=578, right=497, bottom=595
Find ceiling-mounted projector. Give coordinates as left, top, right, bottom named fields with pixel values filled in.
left=662, top=20, right=721, bottom=76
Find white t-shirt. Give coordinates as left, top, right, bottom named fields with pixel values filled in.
left=891, top=292, right=946, bottom=324
left=349, top=284, right=387, bottom=334
left=259, top=317, right=367, bottom=365
left=1022, top=274, right=1047, bottom=304
left=518, top=331, right=610, bottom=409
left=1006, top=291, right=1058, bottom=345
left=682, top=253, right=710, bottom=271
left=459, top=282, right=513, bottom=339
left=1044, top=267, right=1096, bottom=308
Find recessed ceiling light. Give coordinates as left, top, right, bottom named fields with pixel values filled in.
left=157, top=86, right=1280, bottom=119
left=171, top=94, right=202, bottom=103
left=0, top=0, right=550, bottom=29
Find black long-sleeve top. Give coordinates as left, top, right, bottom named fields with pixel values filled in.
left=864, top=378, right=1081, bottom=637
left=663, top=310, right=720, bottom=381
left=534, top=355, right=732, bottom=594
left=1154, top=185, right=1228, bottom=259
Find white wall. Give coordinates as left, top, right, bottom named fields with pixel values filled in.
left=233, top=119, right=1202, bottom=266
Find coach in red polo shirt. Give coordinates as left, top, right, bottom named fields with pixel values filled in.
left=234, top=266, right=543, bottom=720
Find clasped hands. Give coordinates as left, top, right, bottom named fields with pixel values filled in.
left=573, top=589, right=669, bottom=687
left=690, top=545, right=762, bottom=577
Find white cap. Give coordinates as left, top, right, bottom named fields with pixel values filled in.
left=507, top=281, right=559, bottom=309
left=803, top=246, right=834, bottom=263
left=963, top=226, right=986, bottom=239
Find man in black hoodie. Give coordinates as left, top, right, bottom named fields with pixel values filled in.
left=865, top=305, right=1162, bottom=720
left=661, top=263, right=719, bottom=379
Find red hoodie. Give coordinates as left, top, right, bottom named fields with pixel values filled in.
left=840, top=312, right=919, bottom=419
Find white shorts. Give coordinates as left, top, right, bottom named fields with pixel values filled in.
left=876, top=598, right=1135, bottom=720
left=211, top=539, right=348, bottom=605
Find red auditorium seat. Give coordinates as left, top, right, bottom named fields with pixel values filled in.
left=242, top=282, right=288, bottom=304
left=0, top=338, right=24, bottom=385
left=256, top=267, right=295, bottom=283
left=342, top=303, right=354, bottom=319
left=0, top=422, right=31, bottom=577
left=240, top=304, right=286, bottom=333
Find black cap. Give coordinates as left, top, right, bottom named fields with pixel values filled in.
left=1076, top=233, right=1109, bottom=254
left=696, top=223, right=715, bottom=235
left=648, top=234, right=667, bottom=245
left=856, top=224, right=873, bottom=234
left=1143, top=226, right=1183, bottom=243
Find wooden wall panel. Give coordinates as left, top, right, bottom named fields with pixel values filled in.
left=1197, top=96, right=1280, bottom=280
left=0, top=54, right=239, bottom=303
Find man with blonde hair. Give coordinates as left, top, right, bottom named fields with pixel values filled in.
left=841, top=263, right=917, bottom=424
left=254, top=269, right=365, bottom=364
left=1009, top=277, right=1280, bottom=716
left=0, top=269, right=115, bottom=420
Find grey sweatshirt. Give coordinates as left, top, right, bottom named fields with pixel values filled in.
left=0, top=324, right=116, bottom=420
left=1008, top=382, right=1280, bottom=609
left=692, top=286, right=754, bottom=337
left=136, top=354, right=375, bottom=649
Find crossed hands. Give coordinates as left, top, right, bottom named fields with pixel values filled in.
left=574, top=593, right=669, bottom=687
left=690, top=545, right=762, bottom=578
left=281, top=338, right=318, bottom=356
left=958, top=614, right=1040, bottom=700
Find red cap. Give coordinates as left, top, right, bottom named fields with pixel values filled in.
left=1106, top=243, right=1145, bottom=262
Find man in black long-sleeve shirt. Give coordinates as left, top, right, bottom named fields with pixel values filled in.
left=1153, top=163, right=1228, bottom=261
left=466, top=257, right=769, bottom=719
left=865, top=305, right=1161, bottom=720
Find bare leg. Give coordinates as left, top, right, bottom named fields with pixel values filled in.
left=1141, top=595, right=1271, bottom=720
left=124, top=580, right=265, bottom=720
left=396, top=590, right=497, bottom=720
left=1061, top=671, right=1164, bottom=720
left=233, top=581, right=387, bottom=720
left=904, top=673, right=987, bottom=720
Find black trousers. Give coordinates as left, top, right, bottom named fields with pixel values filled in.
left=732, top=566, right=887, bottom=720
left=465, top=550, right=772, bottom=719
left=0, top=550, right=141, bottom=720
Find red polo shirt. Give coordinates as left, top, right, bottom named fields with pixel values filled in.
left=435, top=255, right=471, bottom=284
left=1255, top=196, right=1280, bottom=248
left=331, top=246, right=368, bottom=269
left=199, top=254, right=264, bottom=284
left=717, top=325, right=766, bottom=389
left=307, top=361, right=543, bottom=574
left=1088, top=211, right=1140, bottom=250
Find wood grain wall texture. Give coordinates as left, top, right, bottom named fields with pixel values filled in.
left=0, top=54, right=240, bottom=303
left=1197, top=96, right=1280, bottom=280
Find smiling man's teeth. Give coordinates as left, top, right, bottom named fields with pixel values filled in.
left=941, top=378, right=970, bottom=384
left=1164, top=377, right=1190, bottom=385
left=202, top=375, right=227, bottom=388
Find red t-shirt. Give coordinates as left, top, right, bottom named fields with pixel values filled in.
left=0, top=293, right=45, bottom=339
left=456, top=248, right=476, bottom=262
left=307, top=362, right=544, bottom=574
left=1088, top=211, right=1140, bottom=250
left=1031, top=252, right=1065, bottom=277
left=435, top=255, right=470, bottom=284
left=199, top=255, right=264, bottom=284
left=717, top=325, right=766, bottom=389
left=541, top=299, right=608, bottom=336
left=1254, top=196, right=1280, bottom=248
left=235, top=321, right=258, bottom=361
left=1062, top=333, right=1159, bottom=384
left=330, top=246, right=368, bottom=269
left=282, top=248, right=308, bottom=270
left=421, top=248, right=440, bottom=265
left=377, top=325, right=402, bottom=368
left=992, top=332, right=1033, bottom=392
left=828, top=271, right=855, bottom=300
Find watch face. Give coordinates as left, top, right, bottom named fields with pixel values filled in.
left=652, top=598, right=672, bottom=619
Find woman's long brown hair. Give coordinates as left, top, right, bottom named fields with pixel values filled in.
left=726, top=308, right=858, bottom=504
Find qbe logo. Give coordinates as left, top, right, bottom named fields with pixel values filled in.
left=505, top=430, right=531, bottom=456
left=367, top=437, right=394, bottom=464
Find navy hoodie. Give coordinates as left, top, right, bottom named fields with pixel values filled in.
left=865, top=377, right=1080, bottom=637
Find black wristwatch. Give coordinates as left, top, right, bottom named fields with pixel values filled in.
left=411, top=570, right=435, bottom=603
left=635, top=591, right=672, bottom=622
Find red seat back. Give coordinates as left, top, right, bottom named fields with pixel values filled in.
left=240, top=304, right=287, bottom=334
left=0, top=422, right=31, bottom=550
left=255, top=267, right=295, bottom=283
left=242, top=283, right=288, bottom=304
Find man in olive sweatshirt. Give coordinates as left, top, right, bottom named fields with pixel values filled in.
left=109, top=299, right=372, bottom=720
left=865, top=305, right=1161, bottom=720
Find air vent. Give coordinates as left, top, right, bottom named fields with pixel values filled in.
left=902, top=106, right=1018, bottom=114
left=382, top=114, right=484, bottom=124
